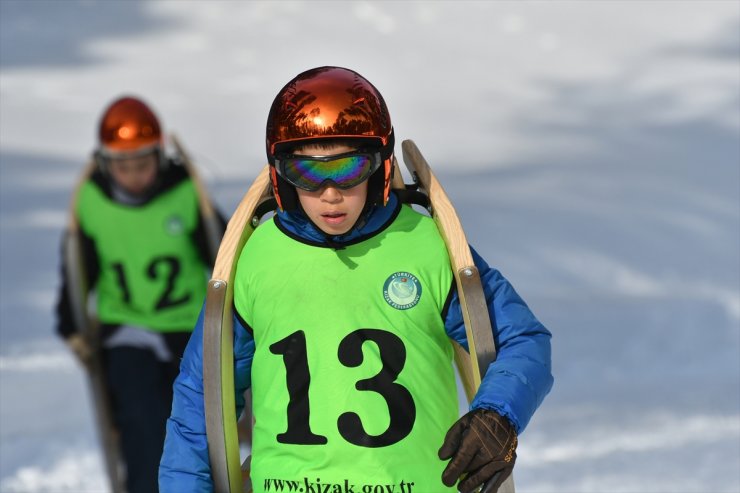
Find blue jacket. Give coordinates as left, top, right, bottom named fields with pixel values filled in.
left=159, top=192, right=553, bottom=491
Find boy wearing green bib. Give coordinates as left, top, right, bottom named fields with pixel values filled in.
left=161, top=67, right=553, bottom=493
left=56, top=96, right=224, bottom=493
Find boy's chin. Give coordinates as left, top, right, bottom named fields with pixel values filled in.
left=318, top=226, right=351, bottom=236
left=124, top=189, right=149, bottom=197
left=116, top=182, right=155, bottom=197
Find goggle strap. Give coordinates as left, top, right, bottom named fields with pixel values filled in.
left=270, top=167, right=285, bottom=211
left=383, top=158, right=392, bottom=205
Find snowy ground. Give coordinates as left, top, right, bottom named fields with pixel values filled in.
left=1, top=2, right=738, bottom=492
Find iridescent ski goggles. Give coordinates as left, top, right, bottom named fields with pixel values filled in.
left=274, top=150, right=383, bottom=191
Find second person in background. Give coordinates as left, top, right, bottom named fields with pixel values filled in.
left=56, top=95, right=225, bottom=493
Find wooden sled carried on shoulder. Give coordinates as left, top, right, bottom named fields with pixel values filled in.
left=64, top=161, right=126, bottom=493
left=170, top=134, right=223, bottom=264
left=203, top=140, right=514, bottom=493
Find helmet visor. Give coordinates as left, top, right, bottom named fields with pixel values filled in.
left=275, top=150, right=382, bottom=191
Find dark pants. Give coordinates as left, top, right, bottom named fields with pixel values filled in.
left=104, top=334, right=189, bottom=493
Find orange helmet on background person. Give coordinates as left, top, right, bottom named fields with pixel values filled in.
left=265, top=66, right=395, bottom=211
left=95, top=96, right=166, bottom=170
left=98, top=96, right=162, bottom=154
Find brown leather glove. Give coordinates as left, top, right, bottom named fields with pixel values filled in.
left=65, top=333, right=93, bottom=367
left=438, top=409, right=517, bottom=493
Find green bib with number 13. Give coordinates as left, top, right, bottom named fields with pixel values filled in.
left=236, top=206, right=458, bottom=491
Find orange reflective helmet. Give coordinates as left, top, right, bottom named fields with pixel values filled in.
left=98, top=96, right=162, bottom=156
left=266, top=66, right=395, bottom=211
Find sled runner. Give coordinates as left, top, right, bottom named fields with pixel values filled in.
left=401, top=141, right=515, bottom=493
left=64, top=161, right=126, bottom=493
left=170, top=134, right=223, bottom=263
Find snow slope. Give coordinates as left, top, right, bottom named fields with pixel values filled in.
left=1, top=2, right=738, bottom=492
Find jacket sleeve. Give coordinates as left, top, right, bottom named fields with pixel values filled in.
left=444, top=246, right=553, bottom=434
left=159, top=304, right=255, bottom=492
left=54, top=228, right=99, bottom=339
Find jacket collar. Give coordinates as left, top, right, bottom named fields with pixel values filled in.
left=275, top=192, right=400, bottom=247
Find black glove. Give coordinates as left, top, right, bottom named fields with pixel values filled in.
left=438, top=409, right=517, bottom=493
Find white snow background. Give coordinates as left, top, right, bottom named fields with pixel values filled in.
left=1, top=1, right=738, bottom=492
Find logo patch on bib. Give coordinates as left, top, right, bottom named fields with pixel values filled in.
left=164, top=215, right=185, bottom=235
left=383, top=272, right=422, bottom=310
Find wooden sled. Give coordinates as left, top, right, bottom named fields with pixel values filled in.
left=64, top=161, right=126, bottom=493
left=204, top=140, right=514, bottom=493
left=401, top=141, right=515, bottom=493
left=170, top=134, right=224, bottom=263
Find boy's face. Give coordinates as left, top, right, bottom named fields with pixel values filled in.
left=294, top=143, right=368, bottom=236
left=107, top=152, right=158, bottom=196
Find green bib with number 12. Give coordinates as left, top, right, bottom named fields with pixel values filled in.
left=77, top=179, right=207, bottom=332
left=235, top=205, right=458, bottom=492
